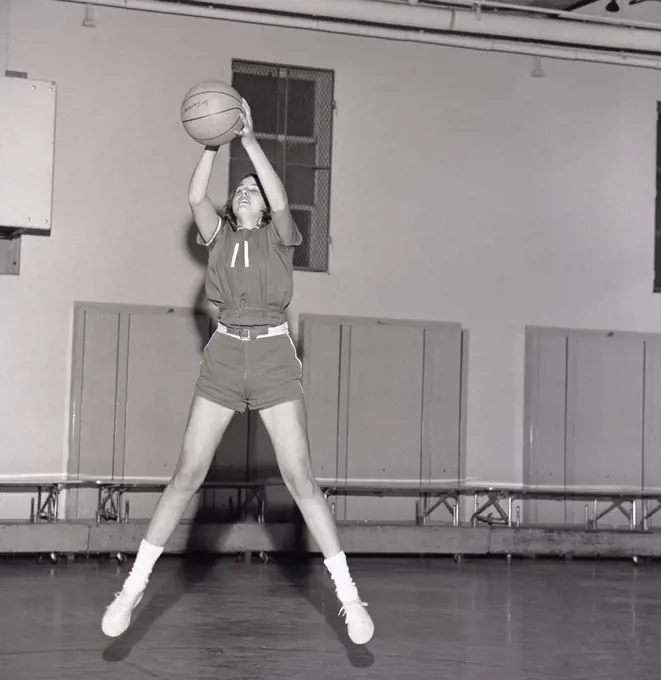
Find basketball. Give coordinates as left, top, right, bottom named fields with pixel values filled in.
left=181, top=80, right=243, bottom=147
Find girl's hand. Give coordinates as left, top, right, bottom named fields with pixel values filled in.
left=236, top=98, right=256, bottom=145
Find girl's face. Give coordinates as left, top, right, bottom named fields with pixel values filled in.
left=232, top=176, right=266, bottom=224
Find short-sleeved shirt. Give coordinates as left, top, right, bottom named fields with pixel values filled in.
left=203, top=209, right=302, bottom=327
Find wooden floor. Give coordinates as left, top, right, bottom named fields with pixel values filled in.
left=1, top=554, right=659, bottom=679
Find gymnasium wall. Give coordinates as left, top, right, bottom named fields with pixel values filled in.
left=2, top=0, right=661, bottom=516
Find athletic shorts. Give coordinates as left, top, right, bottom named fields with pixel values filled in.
left=194, top=325, right=304, bottom=413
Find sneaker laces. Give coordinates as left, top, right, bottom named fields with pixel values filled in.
left=106, top=591, right=129, bottom=611
left=107, top=587, right=142, bottom=612
left=339, top=599, right=369, bottom=619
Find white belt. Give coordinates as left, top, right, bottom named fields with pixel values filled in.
left=216, top=321, right=289, bottom=341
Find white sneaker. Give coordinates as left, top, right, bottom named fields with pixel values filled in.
left=339, top=599, right=374, bottom=645
left=101, top=587, right=144, bottom=637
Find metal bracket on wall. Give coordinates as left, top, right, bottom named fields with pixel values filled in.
left=0, top=228, right=21, bottom=275
left=0, top=70, right=29, bottom=275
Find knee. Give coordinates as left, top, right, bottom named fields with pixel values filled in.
left=170, top=466, right=206, bottom=494
left=282, top=465, right=317, bottom=500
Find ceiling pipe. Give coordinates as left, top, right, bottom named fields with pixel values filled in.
left=160, top=0, right=661, bottom=52
left=408, top=0, right=661, bottom=30
left=57, top=0, right=661, bottom=70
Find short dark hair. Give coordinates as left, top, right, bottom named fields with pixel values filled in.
left=220, top=173, right=272, bottom=230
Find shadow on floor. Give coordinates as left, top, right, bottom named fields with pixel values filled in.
left=102, top=495, right=374, bottom=667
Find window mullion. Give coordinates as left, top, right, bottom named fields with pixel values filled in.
left=282, top=68, right=290, bottom=186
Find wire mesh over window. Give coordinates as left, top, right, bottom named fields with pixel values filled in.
left=230, top=60, right=334, bottom=272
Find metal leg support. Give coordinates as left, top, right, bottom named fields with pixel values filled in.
left=323, top=489, right=337, bottom=517
left=232, top=486, right=266, bottom=522
left=470, top=491, right=510, bottom=526
left=593, top=498, right=635, bottom=529
left=33, top=484, right=61, bottom=523
left=642, top=498, right=661, bottom=529
left=96, top=485, right=124, bottom=523
left=418, top=493, right=458, bottom=526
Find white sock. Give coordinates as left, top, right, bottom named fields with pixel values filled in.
left=324, top=551, right=359, bottom=602
left=125, top=539, right=163, bottom=590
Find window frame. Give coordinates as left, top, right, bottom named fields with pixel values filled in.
left=230, top=59, right=335, bottom=273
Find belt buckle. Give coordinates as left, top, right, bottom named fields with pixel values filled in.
left=239, top=328, right=250, bottom=341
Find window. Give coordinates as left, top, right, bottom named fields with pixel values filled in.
left=230, top=60, right=334, bottom=272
